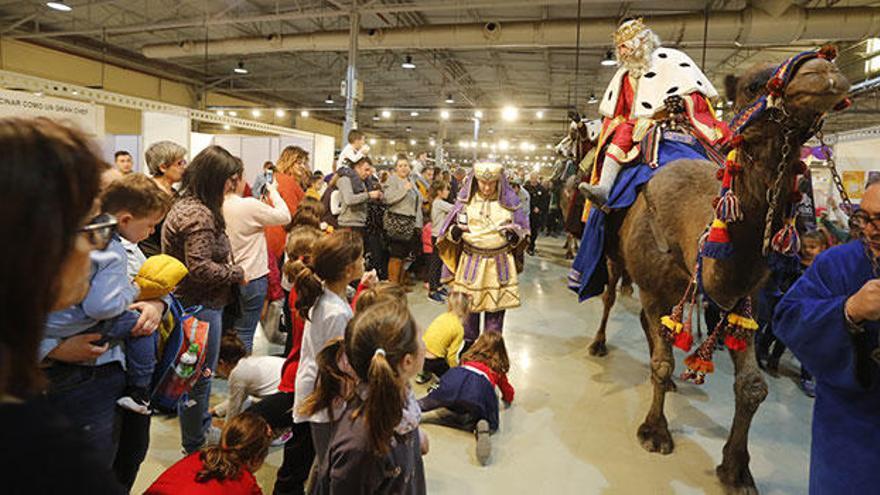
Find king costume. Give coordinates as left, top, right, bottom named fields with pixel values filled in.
left=773, top=240, right=880, bottom=495
left=436, top=162, right=529, bottom=342
left=569, top=18, right=731, bottom=301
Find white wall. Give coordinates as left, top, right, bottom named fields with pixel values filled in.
left=104, top=134, right=142, bottom=172
left=0, top=89, right=105, bottom=137
left=142, top=111, right=190, bottom=163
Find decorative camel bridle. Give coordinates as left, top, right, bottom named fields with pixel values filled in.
left=660, top=45, right=853, bottom=385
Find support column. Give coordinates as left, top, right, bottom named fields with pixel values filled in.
left=436, top=122, right=447, bottom=170
left=342, top=5, right=360, bottom=142
left=472, top=116, right=480, bottom=162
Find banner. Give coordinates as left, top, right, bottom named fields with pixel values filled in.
left=0, top=89, right=104, bottom=136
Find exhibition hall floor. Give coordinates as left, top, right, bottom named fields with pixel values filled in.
left=132, top=237, right=812, bottom=494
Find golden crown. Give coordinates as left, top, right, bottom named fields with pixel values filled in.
left=613, top=18, right=647, bottom=46
left=473, top=161, right=503, bottom=181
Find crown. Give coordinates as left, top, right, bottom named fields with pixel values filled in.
left=473, top=161, right=503, bottom=181
left=613, top=18, right=647, bottom=46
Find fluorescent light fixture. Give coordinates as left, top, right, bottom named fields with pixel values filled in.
left=445, top=94, right=454, bottom=104
left=601, top=51, right=618, bottom=67
left=46, top=1, right=71, bottom=12
left=223, top=124, right=231, bottom=130
left=216, top=110, right=225, bottom=116
left=501, top=105, right=519, bottom=121
left=228, top=111, right=238, bottom=117
left=440, top=110, right=450, bottom=120
left=401, top=55, right=416, bottom=69
left=325, top=95, right=335, bottom=104
left=381, top=110, right=392, bottom=118
left=410, top=111, right=420, bottom=117
left=535, top=110, right=544, bottom=119
left=300, top=110, right=309, bottom=118
left=409, top=139, right=417, bottom=145
left=369, top=138, right=377, bottom=145
left=251, top=109, right=262, bottom=117
left=233, top=61, right=248, bottom=74
left=275, top=108, right=286, bottom=117
left=474, top=110, right=484, bottom=119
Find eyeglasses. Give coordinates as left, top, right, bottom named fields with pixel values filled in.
left=173, top=158, right=187, bottom=168
left=79, top=213, right=118, bottom=250
left=850, top=210, right=880, bottom=231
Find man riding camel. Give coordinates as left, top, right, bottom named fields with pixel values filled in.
left=579, top=18, right=729, bottom=206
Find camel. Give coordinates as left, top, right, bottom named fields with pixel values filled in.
left=602, top=53, right=849, bottom=493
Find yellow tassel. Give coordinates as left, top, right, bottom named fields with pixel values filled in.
left=727, top=313, right=759, bottom=331
left=661, top=315, right=684, bottom=334
left=726, top=149, right=737, bottom=162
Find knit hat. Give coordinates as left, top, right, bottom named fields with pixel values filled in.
left=134, top=254, right=188, bottom=300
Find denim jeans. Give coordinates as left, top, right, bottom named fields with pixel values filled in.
left=100, top=309, right=158, bottom=389
left=44, top=362, right=126, bottom=468
left=178, top=306, right=222, bottom=454
left=233, top=276, right=268, bottom=353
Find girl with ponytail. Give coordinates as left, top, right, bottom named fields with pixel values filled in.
left=145, top=412, right=271, bottom=494
left=290, top=229, right=365, bottom=475
left=311, top=300, right=427, bottom=495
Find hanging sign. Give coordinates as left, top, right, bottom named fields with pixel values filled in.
left=0, top=89, right=104, bottom=136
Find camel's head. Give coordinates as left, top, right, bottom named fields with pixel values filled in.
left=725, top=52, right=850, bottom=123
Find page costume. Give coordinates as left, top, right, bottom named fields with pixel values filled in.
left=436, top=163, right=529, bottom=340
left=569, top=19, right=730, bottom=301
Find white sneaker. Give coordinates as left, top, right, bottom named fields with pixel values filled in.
left=475, top=419, right=491, bottom=465
left=271, top=430, right=294, bottom=447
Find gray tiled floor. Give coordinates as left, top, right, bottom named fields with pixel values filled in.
left=132, top=236, right=812, bottom=494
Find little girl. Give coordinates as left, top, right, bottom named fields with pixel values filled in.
left=308, top=300, right=427, bottom=494
left=145, top=412, right=271, bottom=495
left=428, top=180, right=453, bottom=303
left=290, top=229, right=364, bottom=477
left=418, top=291, right=471, bottom=383
left=418, top=331, right=514, bottom=466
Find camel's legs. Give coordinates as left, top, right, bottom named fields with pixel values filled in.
left=637, top=293, right=675, bottom=454
left=639, top=309, right=676, bottom=393
left=589, top=259, right=619, bottom=357
left=619, top=269, right=634, bottom=297
left=716, top=339, right=767, bottom=493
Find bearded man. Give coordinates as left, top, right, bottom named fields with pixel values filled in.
left=579, top=18, right=728, bottom=205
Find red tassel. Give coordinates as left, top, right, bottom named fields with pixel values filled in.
left=818, top=44, right=838, bottom=61
left=833, top=97, right=852, bottom=112
left=715, top=168, right=725, bottom=181
left=767, top=76, right=784, bottom=96
left=724, top=334, right=748, bottom=352
left=674, top=328, right=694, bottom=352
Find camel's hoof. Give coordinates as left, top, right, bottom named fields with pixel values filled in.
left=663, top=379, right=677, bottom=393
left=716, top=462, right=758, bottom=494
left=588, top=340, right=608, bottom=357
left=637, top=422, right=674, bottom=455
left=619, top=285, right=634, bottom=297
left=565, top=252, right=574, bottom=260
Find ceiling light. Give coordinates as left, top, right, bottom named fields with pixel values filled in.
left=588, top=93, right=598, bottom=104
left=233, top=61, right=248, bottom=74
left=223, top=124, right=231, bottom=131
left=275, top=108, right=286, bottom=117
left=519, top=142, right=530, bottom=151
left=372, top=114, right=380, bottom=121
left=405, top=126, right=412, bottom=133
left=300, top=110, right=310, bottom=118
left=71, top=90, right=78, bottom=95
left=409, top=139, right=417, bottom=145
left=488, top=128, right=495, bottom=134
left=545, top=144, right=552, bottom=150
left=601, top=51, right=618, bottom=67
left=46, top=1, right=72, bottom=12
left=251, top=109, right=262, bottom=117
left=369, top=138, right=377, bottom=145
left=389, top=140, right=396, bottom=145
left=501, top=105, right=519, bottom=122
left=228, top=111, right=238, bottom=117
left=445, top=94, right=454, bottom=104
left=481, top=142, right=488, bottom=149
left=498, top=139, right=510, bottom=151
left=325, top=95, right=335, bottom=104
left=381, top=110, right=392, bottom=118
left=410, top=111, right=419, bottom=117
left=216, top=110, right=225, bottom=116
left=474, top=110, right=484, bottom=119
left=429, top=139, right=436, bottom=146
left=401, top=55, right=416, bottom=70
left=535, top=110, right=544, bottom=119
left=440, top=110, right=450, bottom=120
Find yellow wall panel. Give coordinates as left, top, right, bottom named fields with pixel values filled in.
left=2, top=40, right=101, bottom=86
left=105, top=106, right=141, bottom=134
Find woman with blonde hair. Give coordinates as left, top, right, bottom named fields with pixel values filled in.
left=267, top=145, right=310, bottom=259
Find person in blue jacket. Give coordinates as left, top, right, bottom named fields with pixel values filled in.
left=773, top=182, right=880, bottom=494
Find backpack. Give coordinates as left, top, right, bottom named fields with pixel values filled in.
left=150, top=295, right=210, bottom=413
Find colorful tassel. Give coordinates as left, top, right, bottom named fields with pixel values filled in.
left=681, top=319, right=723, bottom=385
left=674, top=321, right=694, bottom=352
left=702, top=219, right=734, bottom=259
left=833, top=97, right=852, bottom=112
left=723, top=300, right=759, bottom=352
left=771, top=218, right=801, bottom=256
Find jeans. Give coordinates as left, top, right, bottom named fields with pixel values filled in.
left=44, top=362, right=126, bottom=469
left=113, top=409, right=151, bottom=489
left=463, top=310, right=506, bottom=342
left=428, top=236, right=443, bottom=292
left=233, top=276, right=268, bottom=353
left=424, top=356, right=450, bottom=378
left=99, top=309, right=157, bottom=390
left=179, top=306, right=222, bottom=454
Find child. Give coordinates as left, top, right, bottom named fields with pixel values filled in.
left=44, top=173, right=173, bottom=415
left=291, top=230, right=364, bottom=477
left=305, top=170, right=326, bottom=200
left=418, top=331, right=514, bottom=465
left=336, top=129, right=369, bottom=170
left=309, top=300, right=427, bottom=494
left=428, top=180, right=454, bottom=303
left=417, top=291, right=471, bottom=383
left=211, top=334, right=285, bottom=424
left=145, top=412, right=271, bottom=495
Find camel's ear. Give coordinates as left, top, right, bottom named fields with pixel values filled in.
left=724, top=75, right=738, bottom=105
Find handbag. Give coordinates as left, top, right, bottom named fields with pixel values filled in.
left=383, top=210, right=416, bottom=242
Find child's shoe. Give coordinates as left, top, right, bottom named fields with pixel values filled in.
left=117, top=387, right=152, bottom=415
left=427, top=292, right=445, bottom=304
left=800, top=377, right=817, bottom=398
left=475, top=419, right=491, bottom=465
left=437, top=287, right=449, bottom=297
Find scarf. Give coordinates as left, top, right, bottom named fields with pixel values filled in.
left=336, top=166, right=367, bottom=194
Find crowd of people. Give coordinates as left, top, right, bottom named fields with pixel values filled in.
left=1, top=119, right=527, bottom=495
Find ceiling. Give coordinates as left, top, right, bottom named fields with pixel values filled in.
left=2, top=0, right=880, bottom=158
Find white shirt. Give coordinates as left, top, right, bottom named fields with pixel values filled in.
left=223, top=355, right=285, bottom=422
left=223, top=187, right=291, bottom=282
left=336, top=144, right=367, bottom=170
left=293, top=287, right=353, bottom=424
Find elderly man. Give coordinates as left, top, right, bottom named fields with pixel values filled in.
left=774, top=182, right=880, bottom=494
